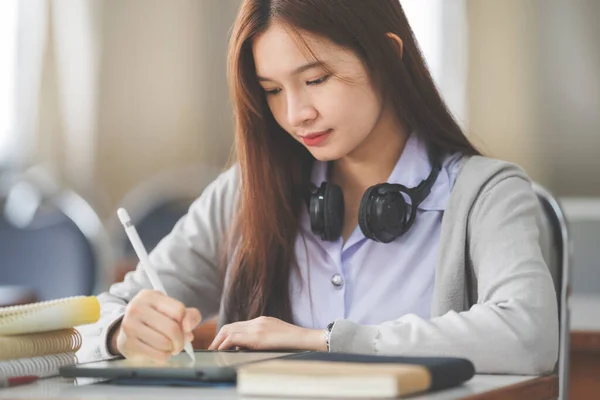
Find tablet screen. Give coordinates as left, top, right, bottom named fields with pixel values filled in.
left=76, top=351, right=295, bottom=370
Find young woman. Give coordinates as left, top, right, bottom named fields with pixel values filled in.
left=82, top=0, right=558, bottom=374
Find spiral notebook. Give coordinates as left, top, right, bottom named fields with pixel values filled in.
left=0, top=296, right=100, bottom=336
left=0, top=296, right=100, bottom=379
left=0, top=328, right=82, bottom=361
left=0, top=353, right=78, bottom=379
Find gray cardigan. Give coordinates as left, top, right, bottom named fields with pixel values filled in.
left=81, top=156, right=558, bottom=374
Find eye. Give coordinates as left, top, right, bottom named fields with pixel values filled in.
left=306, top=74, right=331, bottom=86
left=264, top=87, right=282, bottom=96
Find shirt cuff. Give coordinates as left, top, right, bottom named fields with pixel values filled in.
left=75, top=307, right=125, bottom=363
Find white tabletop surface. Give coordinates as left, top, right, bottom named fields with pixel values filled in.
left=0, top=374, right=537, bottom=400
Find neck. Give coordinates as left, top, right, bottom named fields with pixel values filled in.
left=330, top=104, right=408, bottom=193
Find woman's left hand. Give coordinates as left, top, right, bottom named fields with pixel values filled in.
left=207, top=316, right=327, bottom=351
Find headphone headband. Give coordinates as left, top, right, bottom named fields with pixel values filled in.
left=308, top=145, right=443, bottom=243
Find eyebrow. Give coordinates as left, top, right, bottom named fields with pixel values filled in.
left=257, top=61, right=326, bottom=82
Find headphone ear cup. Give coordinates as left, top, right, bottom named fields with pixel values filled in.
left=358, top=184, right=380, bottom=241
left=323, top=183, right=344, bottom=241
left=359, top=184, right=410, bottom=243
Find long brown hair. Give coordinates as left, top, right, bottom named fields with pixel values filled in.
left=224, top=0, right=479, bottom=324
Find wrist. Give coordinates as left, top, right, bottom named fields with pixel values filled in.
left=108, top=323, right=122, bottom=356
left=303, top=328, right=328, bottom=351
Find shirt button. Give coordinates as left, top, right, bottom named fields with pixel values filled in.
left=331, top=274, right=344, bottom=289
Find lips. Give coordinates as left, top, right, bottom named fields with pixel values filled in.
left=301, top=129, right=332, bottom=146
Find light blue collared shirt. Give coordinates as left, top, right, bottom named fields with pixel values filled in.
left=289, top=134, right=462, bottom=329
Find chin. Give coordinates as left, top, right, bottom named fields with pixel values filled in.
left=307, top=147, right=346, bottom=162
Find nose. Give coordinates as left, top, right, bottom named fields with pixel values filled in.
left=286, top=91, right=317, bottom=127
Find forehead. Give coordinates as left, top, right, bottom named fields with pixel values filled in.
left=251, top=22, right=349, bottom=77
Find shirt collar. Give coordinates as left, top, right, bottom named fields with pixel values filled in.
left=309, top=133, right=452, bottom=211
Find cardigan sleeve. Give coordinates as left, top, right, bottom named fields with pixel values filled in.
left=328, top=175, right=559, bottom=375
left=76, top=165, right=240, bottom=363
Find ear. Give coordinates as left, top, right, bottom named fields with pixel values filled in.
left=386, top=32, right=404, bottom=59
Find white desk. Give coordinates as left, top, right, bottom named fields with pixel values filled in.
left=0, top=374, right=555, bottom=400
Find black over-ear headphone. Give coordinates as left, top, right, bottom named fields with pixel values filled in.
left=308, top=150, right=442, bottom=243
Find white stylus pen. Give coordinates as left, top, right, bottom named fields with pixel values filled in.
left=117, top=208, right=195, bottom=362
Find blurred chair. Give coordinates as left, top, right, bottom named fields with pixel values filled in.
left=533, top=183, right=571, bottom=400
left=0, top=285, right=37, bottom=307
left=107, top=163, right=222, bottom=282
left=0, top=167, right=113, bottom=302
left=107, top=163, right=222, bottom=348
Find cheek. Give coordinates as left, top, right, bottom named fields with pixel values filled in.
left=325, top=84, right=382, bottom=133
left=266, top=98, right=291, bottom=130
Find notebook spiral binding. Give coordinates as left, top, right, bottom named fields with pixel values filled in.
left=0, top=329, right=82, bottom=361
left=0, top=353, right=77, bottom=379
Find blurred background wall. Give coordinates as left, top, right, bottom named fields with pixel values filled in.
left=467, top=0, right=600, bottom=195
left=31, top=0, right=240, bottom=217
left=536, top=0, right=600, bottom=196
left=467, top=0, right=546, bottom=182
left=96, top=0, right=239, bottom=214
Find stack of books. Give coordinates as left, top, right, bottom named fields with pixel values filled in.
left=0, top=296, right=100, bottom=380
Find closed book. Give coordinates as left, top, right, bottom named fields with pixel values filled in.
left=237, top=352, right=475, bottom=398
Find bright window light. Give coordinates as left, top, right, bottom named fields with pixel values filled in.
left=401, top=0, right=442, bottom=82
left=0, top=0, right=18, bottom=163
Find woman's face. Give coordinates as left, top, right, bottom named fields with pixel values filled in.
left=252, top=22, right=386, bottom=162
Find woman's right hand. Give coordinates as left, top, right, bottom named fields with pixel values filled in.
left=110, top=289, right=202, bottom=362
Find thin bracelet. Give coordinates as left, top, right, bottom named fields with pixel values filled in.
left=324, top=321, right=334, bottom=352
